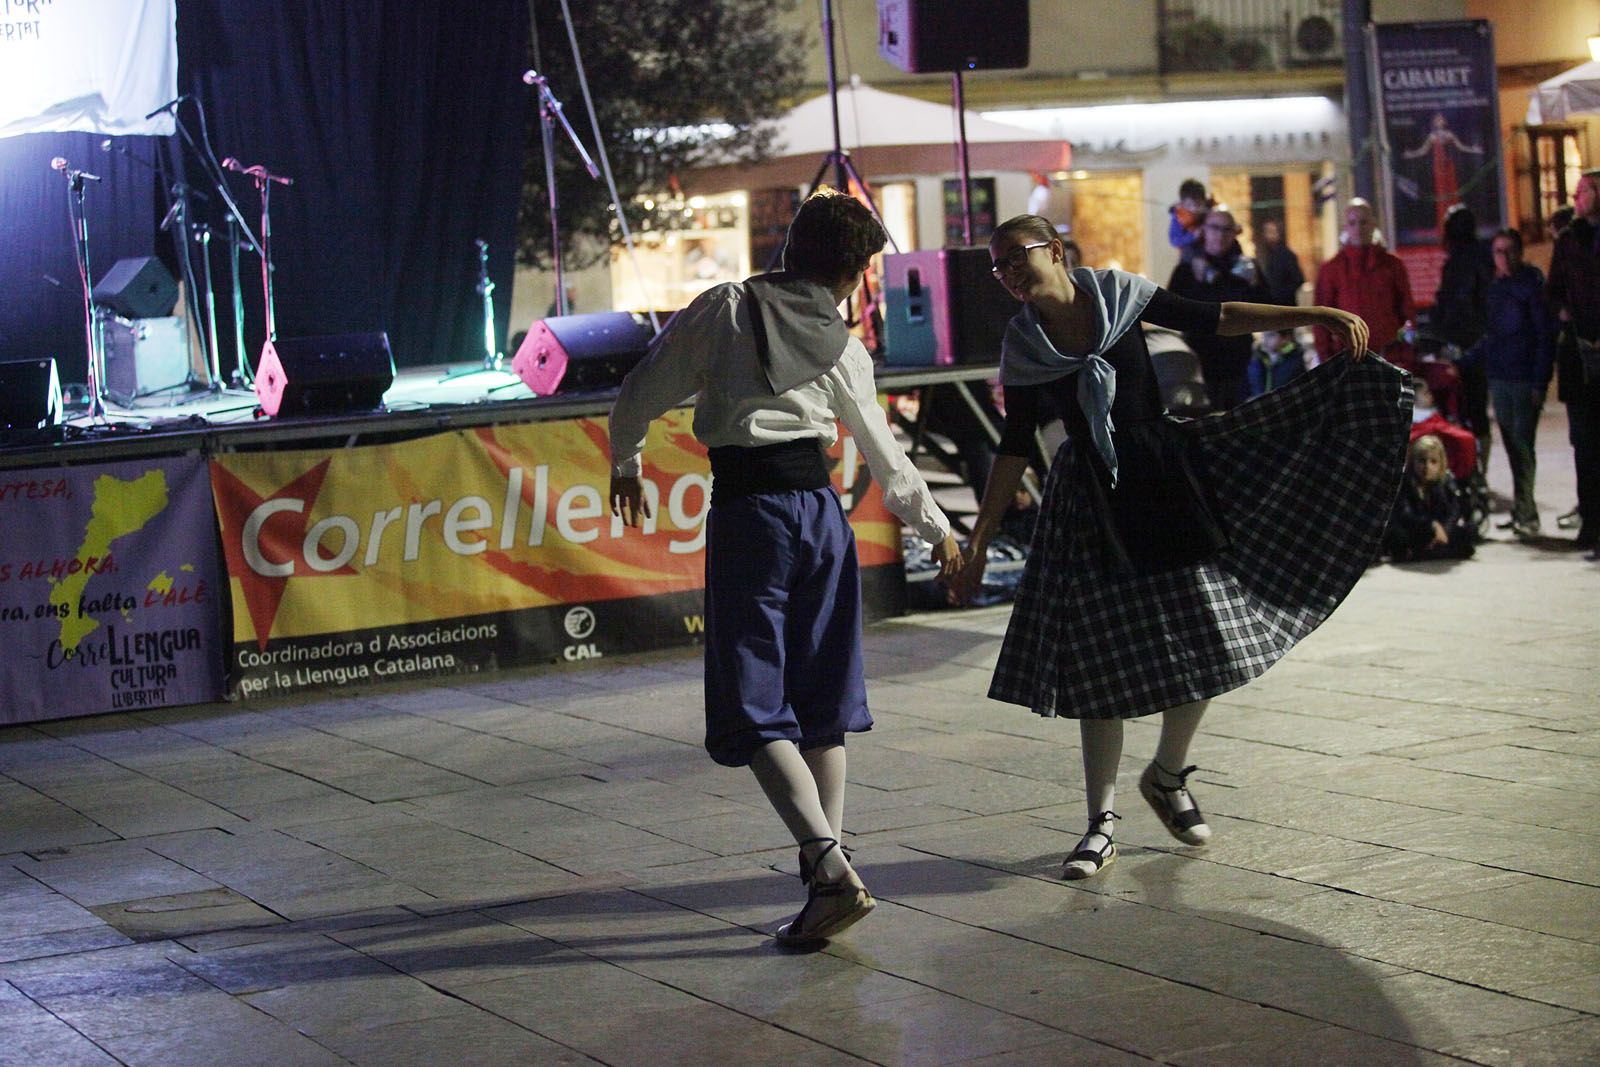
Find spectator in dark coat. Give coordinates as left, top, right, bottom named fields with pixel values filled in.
left=1254, top=218, right=1305, bottom=307
left=1433, top=204, right=1492, bottom=442
left=1475, top=228, right=1554, bottom=538
left=1166, top=207, right=1271, bottom=410
left=1547, top=175, right=1600, bottom=555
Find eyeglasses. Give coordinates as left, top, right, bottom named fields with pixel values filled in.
left=989, top=242, right=1049, bottom=276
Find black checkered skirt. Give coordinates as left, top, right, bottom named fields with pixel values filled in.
left=989, top=354, right=1413, bottom=719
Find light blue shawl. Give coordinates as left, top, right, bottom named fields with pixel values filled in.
left=998, top=266, right=1158, bottom=486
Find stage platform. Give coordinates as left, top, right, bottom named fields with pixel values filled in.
left=0, top=361, right=1007, bottom=470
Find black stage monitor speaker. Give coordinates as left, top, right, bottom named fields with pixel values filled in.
left=255, top=333, right=395, bottom=417
left=513, top=312, right=656, bottom=395
left=92, top=257, right=179, bottom=320
left=877, top=0, right=1030, bottom=73
left=882, top=248, right=1016, bottom=366
left=0, top=358, right=64, bottom=437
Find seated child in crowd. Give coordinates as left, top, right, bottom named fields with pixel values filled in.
left=1383, top=433, right=1476, bottom=562
left=1246, top=329, right=1307, bottom=397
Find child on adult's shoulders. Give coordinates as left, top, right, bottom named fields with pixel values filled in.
left=1168, top=177, right=1212, bottom=260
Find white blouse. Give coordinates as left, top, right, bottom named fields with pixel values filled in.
left=608, top=283, right=950, bottom=545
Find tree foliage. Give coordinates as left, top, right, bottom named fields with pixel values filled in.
left=520, top=0, right=805, bottom=269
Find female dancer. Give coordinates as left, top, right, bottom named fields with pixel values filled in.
left=951, top=215, right=1410, bottom=878
left=610, top=189, right=962, bottom=939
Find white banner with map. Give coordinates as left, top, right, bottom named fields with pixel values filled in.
left=0, top=454, right=225, bottom=724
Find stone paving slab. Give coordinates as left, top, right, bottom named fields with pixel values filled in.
left=0, top=421, right=1595, bottom=1064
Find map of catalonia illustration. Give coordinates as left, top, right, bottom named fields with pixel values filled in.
left=48, top=470, right=168, bottom=653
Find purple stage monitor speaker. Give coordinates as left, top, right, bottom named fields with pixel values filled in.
left=255, top=333, right=395, bottom=417
left=882, top=248, right=1015, bottom=366
left=876, top=0, right=1029, bottom=73
left=512, top=312, right=656, bottom=395
left=92, top=257, right=179, bottom=320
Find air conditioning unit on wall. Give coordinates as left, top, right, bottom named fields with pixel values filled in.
left=1289, top=13, right=1339, bottom=65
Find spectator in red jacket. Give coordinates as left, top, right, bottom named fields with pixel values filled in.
left=1315, top=198, right=1462, bottom=415
left=1313, top=199, right=1414, bottom=363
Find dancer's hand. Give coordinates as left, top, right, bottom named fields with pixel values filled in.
left=609, top=474, right=650, bottom=527
left=1317, top=308, right=1369, bottom=360
left=932, top=534, right=963, bottom=579
left=946, top=544, right=989, bottom=606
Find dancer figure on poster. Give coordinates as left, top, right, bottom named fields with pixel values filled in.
left=949, top=214, right=1411, bottom=879
left=608, top=188, right=962, bottom=944
left=1402, top=113, right=1485, bottom=235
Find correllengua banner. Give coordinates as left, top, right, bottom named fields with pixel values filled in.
left=1369, top=20, right=1505, bottom=305
left=0, top=0, right=178, bottom=139
left=210, top=411, right=904, bottom=700
left=0, top=454, right=226, bottom=725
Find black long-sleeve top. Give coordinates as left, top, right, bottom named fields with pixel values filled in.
left=996, top=287, right=1230, bottom=573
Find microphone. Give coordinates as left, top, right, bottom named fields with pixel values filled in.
left=222, top=157, right=294, bottom=186
left=159, top=200, right=183, bottom=232
left=143, top=94, right=189, bottom=121
left=50, top=158, right=101, bottom=182
left=522, top=69, right=540, bottom=85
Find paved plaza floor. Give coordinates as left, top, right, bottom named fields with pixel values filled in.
left=1, top=412, right=1597, bottom=1065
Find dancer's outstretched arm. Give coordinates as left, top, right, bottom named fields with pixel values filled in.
left=1216, top=302, right=1369, bottom=357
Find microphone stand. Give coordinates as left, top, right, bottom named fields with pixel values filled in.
left=55, top=163, right=108, bottom=422
left=102, top=139, right=221, bottom=397
left=441, top=239, right=511, bottom=383
left=163, top=102, right=266, bottom=385
left=523, top=69, right=599, bottom=319
left=223, top=159, right=293, bottom=346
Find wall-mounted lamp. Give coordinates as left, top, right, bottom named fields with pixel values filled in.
left=1589, top=32, right=1600, bottom=61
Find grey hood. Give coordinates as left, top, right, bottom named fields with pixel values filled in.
left=744, top=272, right=850, bottom=395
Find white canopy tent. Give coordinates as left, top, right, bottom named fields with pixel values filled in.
left=683, top=81, right=1071, bottom=194
left=1526, top=60, right=1600, bottom=125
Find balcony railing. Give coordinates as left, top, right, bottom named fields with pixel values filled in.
left=1159, top=0, right=1344, bottom=74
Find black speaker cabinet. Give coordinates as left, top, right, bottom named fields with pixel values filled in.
left=92, top=257, right=179, bottom=320
left=877, top=0, right=1030, bottom=73
left=255, top=333, right=395, bottom=417
left=513, top=312, right=656, bottom=395
left=0, top=358, right=64, bottom=437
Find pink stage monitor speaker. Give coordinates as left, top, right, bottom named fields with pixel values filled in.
left=255, top=332, right=395, bottom=417
left=512, top=312, right=655, bottom=395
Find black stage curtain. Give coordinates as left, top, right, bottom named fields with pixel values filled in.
left=177, top=1, right=529, bottom=372
left=0, top=1, right=528, bottom=381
